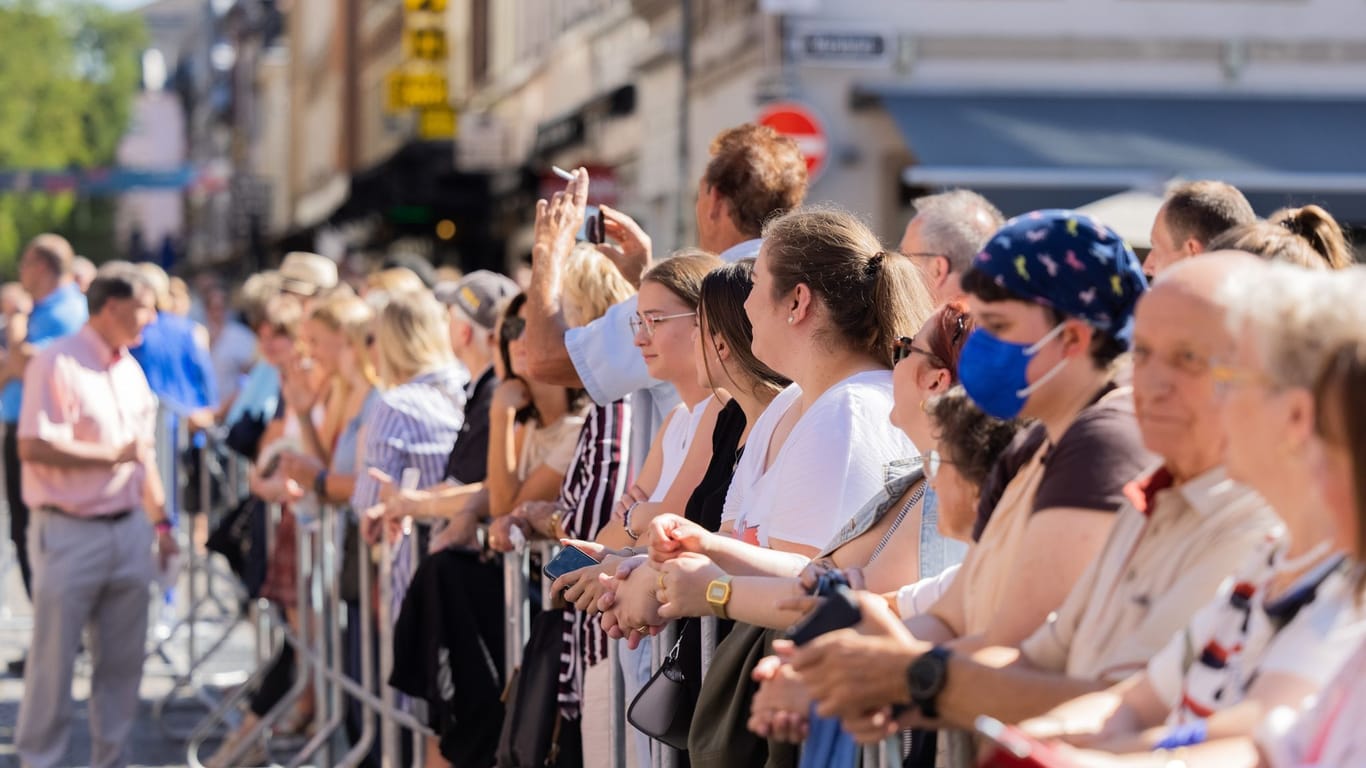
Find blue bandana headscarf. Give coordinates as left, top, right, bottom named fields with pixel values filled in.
left=972, top=209, right=1148, bottom=347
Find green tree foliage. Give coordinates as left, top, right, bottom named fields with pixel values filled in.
left=0, top=0, right=146, bottom=275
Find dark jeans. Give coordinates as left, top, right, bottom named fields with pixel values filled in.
left=4, top=423, right=32, bottom=599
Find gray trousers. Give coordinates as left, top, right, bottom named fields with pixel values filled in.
left=16, top=508, right=155, bottom=768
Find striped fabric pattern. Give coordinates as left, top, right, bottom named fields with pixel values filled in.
left=352, top=365, right=468, bottom=635
left=556, top=399, right=632, bottom=718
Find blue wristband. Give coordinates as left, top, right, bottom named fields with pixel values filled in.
left=1153, top=719, right=1208, bottom=750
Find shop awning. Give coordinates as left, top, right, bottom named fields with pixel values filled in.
left=870, top=89, right=1366, bottom=193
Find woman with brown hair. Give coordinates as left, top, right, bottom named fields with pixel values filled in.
left=1208, top=204, right=1356, bottom=271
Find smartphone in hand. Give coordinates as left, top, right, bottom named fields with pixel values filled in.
left=786, top=583, right=862, bottom=646
left=542, top=544, right=599, bottom=581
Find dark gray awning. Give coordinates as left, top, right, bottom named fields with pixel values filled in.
left=871, top=89, right=1366, bottom=193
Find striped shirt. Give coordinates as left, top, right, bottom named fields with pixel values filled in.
left=352, top=365, right=468, bottom=626
left=555, top=399, right=632, bottom=718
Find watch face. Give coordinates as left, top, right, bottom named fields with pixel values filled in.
left=707, top=584, right=724, bottom=602
left=908, top=654, right=947, bottom=698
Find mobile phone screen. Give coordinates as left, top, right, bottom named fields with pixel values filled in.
left=543, top=545, right=599, bottom=581
left=577, top=205, right=602, bottom=244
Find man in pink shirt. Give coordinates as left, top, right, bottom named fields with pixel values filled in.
left=14, top=263, right=178, bottom=768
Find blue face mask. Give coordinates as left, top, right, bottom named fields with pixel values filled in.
left=957, top=324, right=1068, bottom=419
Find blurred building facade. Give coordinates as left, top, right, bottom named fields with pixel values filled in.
left=153, top=0, right=1366, bottom=270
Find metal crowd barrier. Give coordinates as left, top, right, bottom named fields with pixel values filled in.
left=148, top=405, right=254, bottom=740
left=186, top=498, right=435, bottom=768
left=147, top=431, right=905, bottom=768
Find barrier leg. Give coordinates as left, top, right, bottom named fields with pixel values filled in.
left=287, top=508, right=346, bottom=768
left=608, top=639, right=627, bottom=768
left=502, top=548, right=528, bottom=675
left=338, top=515, right=377, bottom=767
left=378, top=534, right=399, bottom=767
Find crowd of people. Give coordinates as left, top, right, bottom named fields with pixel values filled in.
left=1, top=120, right=1364, bottom=768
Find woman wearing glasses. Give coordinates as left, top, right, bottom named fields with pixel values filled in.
left=646, top=301, right=980, bottom=629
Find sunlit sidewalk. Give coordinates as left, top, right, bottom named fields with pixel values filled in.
left=0, top=535, right=260, bottom=768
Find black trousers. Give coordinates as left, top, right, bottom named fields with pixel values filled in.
left=4, top=424, right=32, bottom=599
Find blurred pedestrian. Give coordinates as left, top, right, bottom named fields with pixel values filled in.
left=0, top=235, right=87, bottom=676
left=14, top=264, right=177, bottom=768
left=70, top=256, right=96, bottom=294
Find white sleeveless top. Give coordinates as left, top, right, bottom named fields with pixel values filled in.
left=650, top=396, right=714, bottom=502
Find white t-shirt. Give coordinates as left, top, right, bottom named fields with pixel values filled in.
left=722, top=371, right=915, bottom=550
left=1260, top=629, right=1366, bottom=768
left=650, top=396, right=713, bottom=503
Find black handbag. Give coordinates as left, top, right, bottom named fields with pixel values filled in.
left=224, top=410, right=269, bottom=460
left=626, top=621, right=694, bottom=751
left=495, top=609, right=582, bottom=768
left=206, top=495, right=269, bottom=599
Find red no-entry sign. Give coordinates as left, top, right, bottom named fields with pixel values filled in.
left=757, top=101, right=829, bottom=182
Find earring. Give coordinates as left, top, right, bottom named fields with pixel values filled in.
left=787, top=315, right=795, bottom=325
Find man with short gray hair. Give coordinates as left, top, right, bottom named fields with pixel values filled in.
left=899, top=189, right=1005, bottom=304
left=15, top=264, right=176, bottom=768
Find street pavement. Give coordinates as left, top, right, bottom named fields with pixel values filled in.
left=0, top=521, right=261, bottom=768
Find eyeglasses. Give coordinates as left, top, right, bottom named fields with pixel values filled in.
left=629, top=311, right=696, bottom=339
left=893, top=336, right=936, bottom=365
left=921, top=450, right=955, bottom=481
left=1211, top=363, right=1274, bottom=394
left=501, top=316, right=527, bottom=342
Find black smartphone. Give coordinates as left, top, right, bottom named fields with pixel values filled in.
left=786, top=583, right=862, bottom=646
left=542, top=544, right=599, bottom=581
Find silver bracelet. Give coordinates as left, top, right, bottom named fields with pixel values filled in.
left=623, top=499, right=643, bottom=540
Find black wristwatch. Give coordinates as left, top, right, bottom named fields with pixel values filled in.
left=905, top=645, right=952, bottom=718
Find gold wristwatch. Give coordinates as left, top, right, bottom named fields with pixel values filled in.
left=705, top=575, right=734, bottom=620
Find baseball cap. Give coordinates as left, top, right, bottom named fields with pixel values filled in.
left=279, top=252, right=339, bottom=297
left=435, top=270, right=519, bottom=330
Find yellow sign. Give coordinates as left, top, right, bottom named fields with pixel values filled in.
left=386, top=71, right=449, bottom=112
left=403, top=0, right=446, bottom=11
left=418, top=105, right=457, bottom=139
left=405, top=27, right=448, bottom=61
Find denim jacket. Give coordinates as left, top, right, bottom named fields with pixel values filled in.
left=817, top=457, right=967, bottom=579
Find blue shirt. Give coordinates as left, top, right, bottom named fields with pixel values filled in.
left=131, top=312, right=219, bottom=412
left=225, top=360, right=280, bottom=428
left=1, top=282, right=88, bottom=422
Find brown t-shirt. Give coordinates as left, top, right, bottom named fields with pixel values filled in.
left=972, top=383, right=1154, bottom=540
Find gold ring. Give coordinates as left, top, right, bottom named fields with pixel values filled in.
left=635, top=625, right=649, bottom=633
left=658, top=571, right=666, bottom=591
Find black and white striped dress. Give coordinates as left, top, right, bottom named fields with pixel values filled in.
left=556, top=398, right=633, bottom=718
